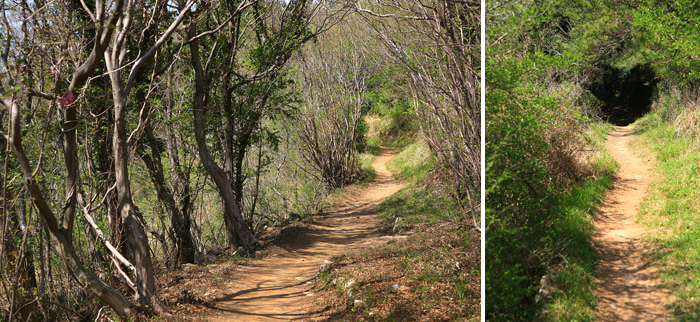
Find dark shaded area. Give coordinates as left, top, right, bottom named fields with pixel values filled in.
left=588, top=64, right=657, bottom=126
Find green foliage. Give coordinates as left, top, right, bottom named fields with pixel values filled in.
left=365, top=76, right=416, bottom=143
left=631, top=0, right=700, bottom=84
left=363, top=70, right=418, bottom=149
left=248, top=1, right=313, bottom=70
left=585, top=122, right=620, bottom=177
left=487, top=157, right=614, bottom=321
left=543, top=176, right=612, bottom=321
left=488, top=1, right=700, bottom=316
left=379, top=184, right=457, bottom=232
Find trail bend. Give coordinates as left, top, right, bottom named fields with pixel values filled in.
left=205, top=148, right=405, bottom=322
left=594, top=125, right=669, bottom=321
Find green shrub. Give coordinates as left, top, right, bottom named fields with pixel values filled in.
left=363, top=81, right=418, bottom=149
left=487, top=53, right=617, bottom=320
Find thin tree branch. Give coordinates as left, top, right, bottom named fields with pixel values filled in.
left=447, top=0, right=480, bottom=5
left=355, top=4, right=432, bottom=21
left=78, top=193, right=137, bottom=287
left=79, top=0, right=97, bottom=22
left=124, top=0, right=197, bottom=95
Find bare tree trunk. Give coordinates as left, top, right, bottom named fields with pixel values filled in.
left=187, top=24, right=261, bottom=254
left=0, top=0, right=144, bottom=317
left=5, top=99, right=135, bottom=318
left=60, top=102, right=78, bottom=246
left=100, top=0, right=196, bottom=305
left=110, top=87, right=156, bottom=305
left=2, top=191, right=39, bottom=322
left=105, top=46, right=157, bottom=305
left=140, top=122, right=197, bottom=265
left=233, top=125, right=255, bottom=216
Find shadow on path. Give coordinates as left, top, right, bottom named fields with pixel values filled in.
left=203, top=148, right=405, bottom=322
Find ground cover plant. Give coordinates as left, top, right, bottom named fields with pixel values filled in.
left=488, top=0, right=700, bottom=319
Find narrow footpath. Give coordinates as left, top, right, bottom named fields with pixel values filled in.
left=594, top=125, right=669, bottom=321
left=204, top=148, right=405, bottom=321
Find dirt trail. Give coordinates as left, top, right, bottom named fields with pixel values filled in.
left=204, top=148, right=405, bottom=322
left=594, top=126, right=669, bottom=321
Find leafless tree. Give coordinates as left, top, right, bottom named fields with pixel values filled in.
left=351, top=0, right=480, bottom=226
left=104, top=0, right=196, bottom=309
left=294, top=13, right=379, bottom=188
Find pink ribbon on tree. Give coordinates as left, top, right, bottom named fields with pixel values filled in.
left=58, top=91, right=75, bottom=106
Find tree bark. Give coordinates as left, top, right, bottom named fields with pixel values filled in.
left=105, top=44, right=156, bottom=304
left=6, top=99, right=135, bottom=319
left=100, top=0, right=196, bottom=304
left=110, top=87, right=156, bottom=305
left=139, top=122, right=197, bottom=265
left=187, top=23, right=261, bottom=254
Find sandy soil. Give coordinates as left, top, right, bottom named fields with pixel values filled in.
left=203, top=148, right=405, bottom=322
left=594, top=126, right=669, bottom=321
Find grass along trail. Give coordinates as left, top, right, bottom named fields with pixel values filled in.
left=593, top=125, right=669, bottom=321
left=203, top=148, right=405, bottom=321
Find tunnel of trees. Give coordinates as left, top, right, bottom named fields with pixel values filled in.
left=487, top=0, right=700, bottom=320
left=588, top=64, right=658, bottom=126
left=0, top=0, right=477, bottom=320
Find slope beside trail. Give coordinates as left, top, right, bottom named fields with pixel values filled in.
left=594, top=125, right=669, bottom=321
left=204, top=148, right=405, bottom=322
